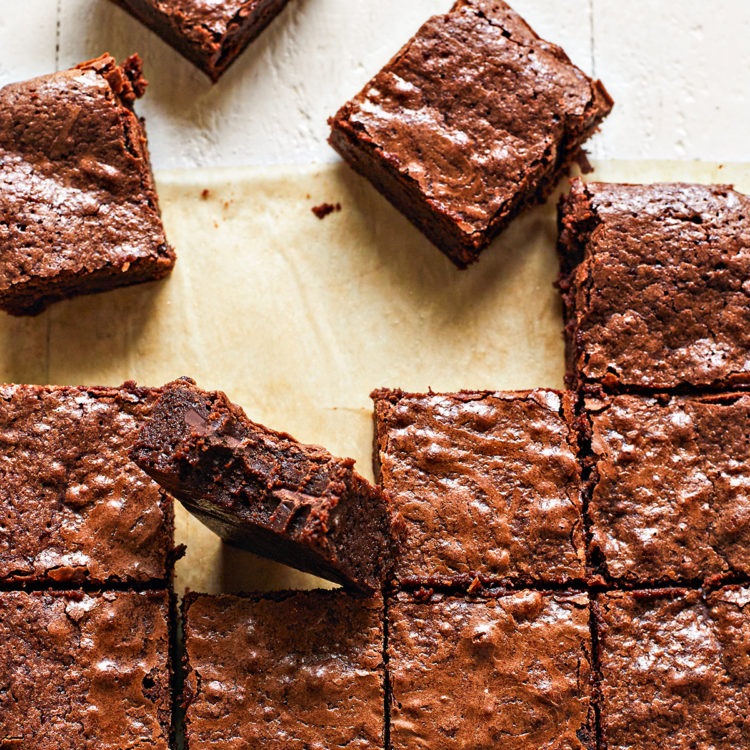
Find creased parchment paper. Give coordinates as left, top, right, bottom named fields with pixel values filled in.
left=1, top=159, right=747, bottom=596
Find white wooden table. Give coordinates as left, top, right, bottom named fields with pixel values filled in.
left=2, top=0, right=749, bottom=170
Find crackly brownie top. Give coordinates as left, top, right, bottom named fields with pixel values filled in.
left=0, top=383, right=172, bottom=585
left=599, top=587, right=750, bottom=749
left=389, top=590, right=593, bottom=750
left=559, top=179, right=750, bottom=389
left=0, top=53, right=173, bottom=295
left=372, top=389, right=584, bottom=585
left=183, top=590, right=384, bottom=748
left=333, top=0, right=610, bottom=241
left=0, top=590, right=171, bottom=749
left=587, top=393, right=750, bottom=584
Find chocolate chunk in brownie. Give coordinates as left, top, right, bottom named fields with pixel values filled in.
left=372, top=389, right=584, bottom=588
left=131, top=377, right=405, bottom=592
left=597, top=587, right=750, bottom=749
left=329, top=0, right=612, bottom=268
left=183, top=589, right=384, bottom=748
left=110, top=0, right=290, bottom=81
left=0, top=383, right=174, bottom=587
left=389, top=590, right=594, bottom=750
left=0, top=589, right=172, bottom=748
left=0, top=53, right=175, bottom=316
left=558, top=179, right=750, bottom=391
left=585, top=392, right=750, bottom=585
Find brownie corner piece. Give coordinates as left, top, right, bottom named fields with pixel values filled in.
left=182, top=589, right=385, bottom=748
left=110, top=0, right=291, bottom=81
left=131, top=377, right=405, bottom=592
left=557, top=178, right=750, bottom=391
left=371, top=388, right=584, bottom=588
left=0, top=53, right=175, bottom=316
left=329, top=0, right=612, bottom=268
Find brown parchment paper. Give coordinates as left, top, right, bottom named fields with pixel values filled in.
left=1, top=159, right=747, bottom=596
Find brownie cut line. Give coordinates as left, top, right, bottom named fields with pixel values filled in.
left=0, top=383, right=174, bottom=587
left=0, top=53, right=175, bottom=316
left=329, top=0, right=612, bottom=268
left=389, top=589, right=595, bottom=750
left=372, top=388, right=585, bottom=588
left=182, top=589, right=384, bottom=749
left=558, top=179, right=750, bottom=392
left=0, top=589, right=172, bottom=749
left=131, top=377, right=406, bottom=592
left=110, top=0, right=291, bottom=81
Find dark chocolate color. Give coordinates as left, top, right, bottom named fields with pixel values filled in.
left=0, top=589, right=172, bottom=749
left=182, top=589, right=384, bottom=749
left=329, top=0, right=612, bottom=267
left=372, top=388, right=584, bottom=587
left=597, top=587, right=750, bottom=749
left=558, top=179, right=750, bottom=391
left=131, top=377, right=405, bottom=592
left=0, top=54, right=174, bottom=316
left=110, top=0, right=291, bottom=81
left=389, top=590, right=594, bottom=749
left=0, top=383, right=174, bottom=586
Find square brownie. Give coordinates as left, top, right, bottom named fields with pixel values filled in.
left=131, top=378, right=405, bottom=592
left=0, top=383, right=174, bottom=587
left=597, top=587, right=750, bottom=749
left=558, top=179, right=750, bottom=391
left=585, top=392, right=750, bottom=585
left=0, top=54, right=175, bottom=316
left=329, top=0, right=612, bottom=268
left=110, top=0, right=290, bottom=81
left=372, top=389, right=585, bottom=587
left=388, top=590, right=594, bottom=749
left=0, top=589, right=172, bottom=748
left=182, top=589, right=384, bottom=749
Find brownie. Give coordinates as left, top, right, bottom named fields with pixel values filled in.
left=372, top=388, right=584, bottom=587
left=558, top=179, right=750, bottom=392
left=0, top=53, right=175, bottom=316
left=329, top=0, right=612, bottom=268
left=131, top=377, right=405, bottom=592
left=0, top=383, right=174, bottom=587
left=597, top=587, right=750, bottom=749
left=0, top=589, right=172, bottom=748
left=110, top=0, right=291, bottom=81
left=182, top=589, right=384, bottom=749
left=389, top=590, right=594, bottom=749
left=585, top=392, right=750, bottom=585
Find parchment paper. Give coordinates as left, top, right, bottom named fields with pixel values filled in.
left=1, top=159, right=747, bottom=596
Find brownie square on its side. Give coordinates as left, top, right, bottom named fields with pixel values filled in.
left=0, top=590, right=172, bottom=748
left=329, top=0, right=612, bottom=268
left=585, top=392, right=750, bottom=585
left=372, top=388, right=585, bottom=588
left=558, top=179, right=750, bottom=392
left=182, top=590, right=385, bottom=749
left=597, top=588, right=750, bottom=749
left=388, top=590, right=595, bottom=750
left=0, top=383, right=174, bottom=587
left=0, top=54, right=175, bottom=316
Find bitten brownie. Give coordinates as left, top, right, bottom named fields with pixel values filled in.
left=0, top=54, right=175, bottom=316
left=0, top=589, right=172, bottom=749
left=131, top=377, right=405, bottom=592
left=372, top=389, right=584, bottom=587
left=110, top=0, right=290, bottom=81
left=558, top=179, right=750, bottom=391
left=389, top=590, right=594, bottom=749
left=182, top=589, right=384, bottom=749
left=597, top=587, right=750, bottom=749
left=329, top=0, right=612, bottom=268
left=585, top=392, right=750, bottom=585
left=0, top=383, right=174, bottom=587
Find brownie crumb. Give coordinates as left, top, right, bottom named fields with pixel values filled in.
left=311, top=202, right=342, bottom=220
